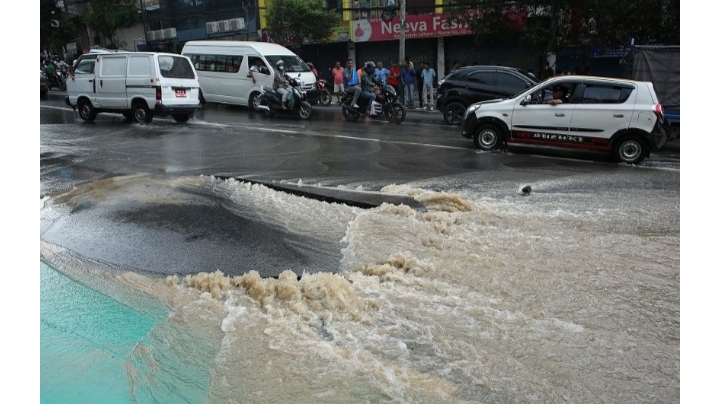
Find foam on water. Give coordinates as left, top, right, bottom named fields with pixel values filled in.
left=41, top=174, right=680, bottom=403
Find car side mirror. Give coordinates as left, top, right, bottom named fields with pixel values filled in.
left=520, top=94, right=532, bottom=106
left=260, top=66, right=269, bottom=74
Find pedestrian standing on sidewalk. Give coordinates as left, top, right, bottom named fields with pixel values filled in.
left=387, top=60, right=400, bottom=90
left=402, top=61, right=416, bottom=109
left=421, top=62, right=437, bottom=110
left=374, top=61, right=389, bottom=85
left=331, top=61, right=345, bottom=104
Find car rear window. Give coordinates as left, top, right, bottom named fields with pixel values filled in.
left=581, top=84, right=633, bottom=104
left=158, top=56, right=196, bottom=79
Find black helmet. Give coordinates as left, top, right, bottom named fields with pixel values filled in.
left=364, top=61, right=376, bottom=73
left=276, top=60, right=285, bottom=71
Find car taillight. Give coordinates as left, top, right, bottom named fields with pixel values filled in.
left=156, top=87, right=162, bottom=103
left=653, top=103, right=664, bottom=119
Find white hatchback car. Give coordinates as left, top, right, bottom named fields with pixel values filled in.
left=460, top=76, right=669, bottom=164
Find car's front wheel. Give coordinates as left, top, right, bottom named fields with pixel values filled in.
left=443, top=102, right=466, bottom=125
left=473, top=124, right=504, bottom=151
left=249, top=92, right=261, bottom=111
left=613, top=135, right=648, bottom=164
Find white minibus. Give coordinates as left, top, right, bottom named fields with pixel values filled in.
left=181, top=41, right=319, bottom=111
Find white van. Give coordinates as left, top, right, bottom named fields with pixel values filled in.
left=181, top=41, right=319, bottom=111
left=65, top=52, right=202, bottom=124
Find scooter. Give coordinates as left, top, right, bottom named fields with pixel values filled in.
left=341, top=84, right=406, bottom=124
left=257, top=76, right=313, bottom=120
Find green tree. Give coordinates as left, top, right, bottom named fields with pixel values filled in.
left=83, top=0, right=140, bottom=48
left=266, top=0, right=342, bottom=51
left=40, top=0, right=80, bottom=52
left=442, top=0, right=680, bottom=65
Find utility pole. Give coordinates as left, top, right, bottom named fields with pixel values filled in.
left=140, top=0, right=149, bottom=48
left=399, top=0, right=406, bottom=65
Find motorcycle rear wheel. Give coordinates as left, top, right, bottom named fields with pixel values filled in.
left=319, top=91, right=332, bottom=106
left=341, top=100, right=361, bottom=122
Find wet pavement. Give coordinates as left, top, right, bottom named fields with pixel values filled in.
left=40, top=91, right=680, bottom=277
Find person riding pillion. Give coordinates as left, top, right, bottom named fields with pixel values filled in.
left=355, top=61, right=383, bottom=111
left=273, top=60, right=291, bottom=109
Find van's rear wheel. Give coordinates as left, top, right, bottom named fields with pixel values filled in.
left=78, top=99, right=97, bottom=121
left=250, top=92, right=261, bottom=111
left=132, top=101, right=153, bottom=124
left=613, top=135, right=647, bottom=164
left=172, top=113, right=192, bottom=123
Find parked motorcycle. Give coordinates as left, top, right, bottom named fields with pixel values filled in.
left=341, top=84, right=406, bottom=124
left=317, top=78, right=332, bottom=106
left=43, top=68, right=67, bottom=91
left=257, top=75, right=313, bottom=120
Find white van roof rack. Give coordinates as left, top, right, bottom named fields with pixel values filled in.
left=88, top=47, right=130, bottom=54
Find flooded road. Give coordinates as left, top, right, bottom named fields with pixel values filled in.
left=40, top=99, right=680, bottom=403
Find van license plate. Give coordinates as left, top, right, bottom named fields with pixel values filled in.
left=175, top=89, right=186, bottom=98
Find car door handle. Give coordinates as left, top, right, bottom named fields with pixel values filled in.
left=99, top=80, right=103, bottom=87
left=88, top=79, right=93, bottom=82
left=555, top=113, right=565, bottom=117
left=614, top=113, right=624, bottom=117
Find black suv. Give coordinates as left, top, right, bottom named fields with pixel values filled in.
left=437, top=66, right=537, bottom=125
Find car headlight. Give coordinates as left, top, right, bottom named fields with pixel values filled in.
left=464, top=103, right=480, bottom=119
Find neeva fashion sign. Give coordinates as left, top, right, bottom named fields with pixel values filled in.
left=351, top=14, right=472, bottom=42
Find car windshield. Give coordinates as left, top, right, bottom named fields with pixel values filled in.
left=265, top=55, right=310, bottom=73
left=158, top=56, right=196, bottom=79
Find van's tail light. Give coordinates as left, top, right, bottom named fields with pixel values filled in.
left=155, top=87, right=162, bottom=104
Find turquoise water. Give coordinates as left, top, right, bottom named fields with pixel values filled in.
left=40, top=261, right=164, bottom=404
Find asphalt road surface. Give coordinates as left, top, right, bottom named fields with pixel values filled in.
left=40, top=91, right=680, bottom=277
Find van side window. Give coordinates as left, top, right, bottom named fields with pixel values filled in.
left=74, top=60, right=95, bottom=74
left=186, top=54, right=243, bottom=73
left=128, top=56, right=151, bottom=76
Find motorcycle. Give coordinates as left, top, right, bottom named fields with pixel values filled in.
left=316, top=78, right=332, bottom=106
left=257, top=75, right=313, bottom=120
left=340, top=84, right=406, bottom=124
left=43, top=67, right=67, bottom=91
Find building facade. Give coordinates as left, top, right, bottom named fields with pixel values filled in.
left=110, top=1, right=623, bottom=79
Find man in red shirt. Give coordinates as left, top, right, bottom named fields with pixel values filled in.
left=387, top=60, right=400, bottom=90
left=331, top=61, right=345, bottom=104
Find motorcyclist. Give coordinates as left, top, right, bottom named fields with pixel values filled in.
left=54, top=56, right=69, bottom=71
left=43, top=57, right=56, bottom=74
left=357, top=61, right=383, bottom=114
left=273, top=60, right=291, bottom=109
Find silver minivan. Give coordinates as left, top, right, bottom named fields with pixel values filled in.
left=66, top=52, right=202, bottom=124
